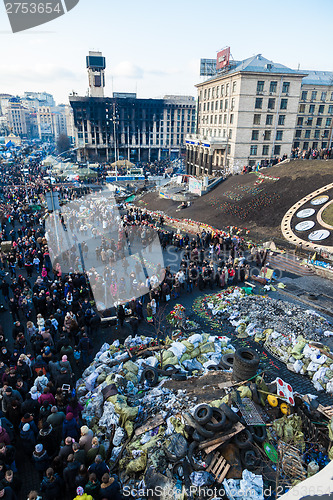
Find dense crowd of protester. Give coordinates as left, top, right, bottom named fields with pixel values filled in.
left=0, top=146, right=255, bottom=499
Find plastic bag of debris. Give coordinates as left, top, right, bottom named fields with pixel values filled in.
left=223, top=469, right=264, bottom=499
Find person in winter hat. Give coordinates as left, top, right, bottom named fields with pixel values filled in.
left=73, top=485, right=93, bottom=500
left=32, top=444, right=50, bottom=481
left=62, top=413, right=79, bottom=441
left=0, top=427, right=10, bottom=447
left=79, top=425, right=94, bottom=454
left=20, top=422, right=37, bottom=455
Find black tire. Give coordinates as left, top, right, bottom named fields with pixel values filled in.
left=250, top=383, right=261, bottom=405
left=192, top=430, right=205, bottom=442
left=240, top=448, right=261, bottom=470
left=219, top=403, right=240, bottom=424
left=159, top=364, right=180, bottom=376
left=248, top=425, right=267, bottom=444
left=193, top=404, right=213, bottom=425
left=207, top=364, right=222, bottom=371
left=233, top=429, right=253, bottom=449
left=205, top=408, right=227, bottom=432
left=172, top=372, right=187, bottom=381
left=141, top=367, right=159, bottom=386
left=188, top=441, right=204, bottom=471
left=234, top=348, right=260, bottom=369
left=195, top=424, right=215, bottom=439
left=219, top=353, right=234, bottom=370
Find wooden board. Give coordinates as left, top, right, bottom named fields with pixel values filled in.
left=134, top=414, right=164, bottom=436
left=199, top=422, right=245, bottom=451
left=206, top=452, right=231, bottom=483
left=317, top=404, right=333, bottom=419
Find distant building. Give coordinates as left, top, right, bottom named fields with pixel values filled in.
left=0, top=94, right=14, bottom=116
left=36, top=106, right=68, bottom=142
left=69, top=52, right=196, bottom=162
left=6, top=99, right=31, bottom=137
left=23, top=91, right=55, bottom=107
left=293, top=71, right=333, bottom=152
left=186, top=53, right=306, bottom=176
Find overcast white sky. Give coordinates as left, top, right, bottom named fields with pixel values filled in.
left=0, top=0, right=332, bottom=104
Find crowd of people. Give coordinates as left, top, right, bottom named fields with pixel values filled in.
left=0, top=153, right=125, bottom=499
left=0, top=146, right=254, bottom=499
left=290, top=146, right=333, bottom=160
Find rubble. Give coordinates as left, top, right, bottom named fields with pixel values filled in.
left=75, top=322, right=333, bottom=499
left=199, top=287, right=333, bottom=393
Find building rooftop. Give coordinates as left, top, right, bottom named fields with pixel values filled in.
left=197, top=54, right=308, bottom=86
left=301, top=70, right=333, bottom=86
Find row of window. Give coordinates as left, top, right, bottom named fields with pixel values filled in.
left=199, top=114, right=234, bottom=125
left=299, top=104, right=333, bottom=114
left=250, top=145, right=282, bottom=155
left=200, top=82, right=237, bottom=100
left=295, top=129, right=330, bottom=139
left=199, top=128, right=232, bottom=139
left=257, top=80, right=289, bottom=94
left=255, top=97, right=288, bottom=110
left=253, top=114, right=285, bottom=125
left=200, top=98, right=236, bottom=113
left=297, top=117, right=332, bottom=127
left=301, top=90, right=333, bottom=102
left=294, top=141, right=329, bottom=149
left=251, top=130, right=284, bottom=141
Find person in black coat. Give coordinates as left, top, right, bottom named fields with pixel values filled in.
left=40, top=467, right=63, bottom=500
left=37, top=423, right=58, bottom=459
left=32, top=444, right=50, bottom=481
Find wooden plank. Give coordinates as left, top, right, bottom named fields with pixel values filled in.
left=206, top=453, right=219, bottom=474
left=214, top=458, right=226, bottom=477
left=218, top=464, right=230, bottom=483
left=199, top=422, right=245, bottom=450
left=212, top=457, right=224, bottom=475
left=204, top=442, right=226, bottom=454
left=134, top=414, right=164, bottom=436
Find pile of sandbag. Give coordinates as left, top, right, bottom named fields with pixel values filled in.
left=265, top=333, right=333, bottom=393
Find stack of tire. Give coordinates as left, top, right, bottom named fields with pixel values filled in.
left=184, top=402, right=241, bottom=471
left=232, top=348, right=260, bottom=382
left=233, top=425, right=267, bottom=471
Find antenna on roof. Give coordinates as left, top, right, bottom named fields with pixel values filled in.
left=298, top=63, right=300, bottom=70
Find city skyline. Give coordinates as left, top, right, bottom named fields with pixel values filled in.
left=0, top=0, right=332, bottom=104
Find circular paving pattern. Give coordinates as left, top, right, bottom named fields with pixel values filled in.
left=281, top=183, right=333, bottom=252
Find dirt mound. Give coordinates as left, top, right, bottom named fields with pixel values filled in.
left=137, top=160, right=333, bottom=243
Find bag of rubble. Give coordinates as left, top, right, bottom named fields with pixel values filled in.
left=122, top=360, right=139, bottom=384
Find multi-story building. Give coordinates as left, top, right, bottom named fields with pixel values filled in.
left=0, top=94, right=14, bottom=116
left=6, top=99, right=32, bottom=137
left=65, top=104, right=76, bottom=145
left=293, top=71, right=333, bottom=152
left=186, top=53, right=307, bottom=176
left=69, top=52, right=196, bottom=162
left=23, top=91, right=55, bottom=108
left=36, top=106, right=68, bottom=142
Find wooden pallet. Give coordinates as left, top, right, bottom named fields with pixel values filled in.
left=279, top=442, right=306, bottom=482
left=318, top=404, right=333, bottom=419
left=206, top=451, right=230, bottom=483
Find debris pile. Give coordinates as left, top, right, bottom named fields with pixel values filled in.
left=75, top=327, right=333, bottom=499
left=201, top=288, right=333, bottom=392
